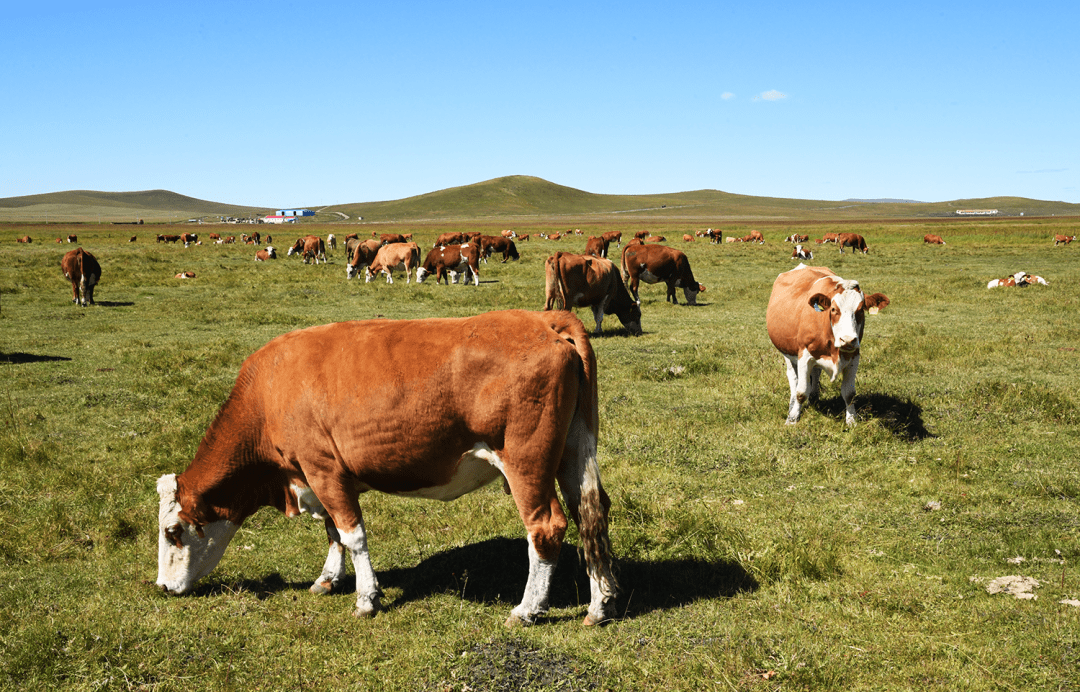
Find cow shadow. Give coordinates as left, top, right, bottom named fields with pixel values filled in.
left=814, top=391, right=933, bottom=441
left=0, top=352, right=73, bottom=364
left=94, top=300, right=136, bottom=307
left=187, top=537, right=757, bottom=621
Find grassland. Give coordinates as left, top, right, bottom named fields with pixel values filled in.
left=1, top=216, right=1079, bottom=690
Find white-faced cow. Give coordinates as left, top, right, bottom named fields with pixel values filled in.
left=155, top=310, right=618, bottom=626
left=621, top=244, right=705, bottom=305
left=61, top=247, right=101, bottom=306
left=346, top=238, right=383, bottom=280
left=255, top=246, right=277, bottom=261
left=417, top=243, right=481, bottom=285
left=791, top=245, right=813, bottom=260
left=837, top=233, right=869, bottom=254
left=327, top=234, right=336, bottom=251
left=1053, top=234, right=1076, bottom=246
left=180, top=233, right=198, bottom=248
left=544, top=252, right=642, bottom=336
left=766, top=264, right=890, bottom=426
left=366, top=242, right=420, bottom=283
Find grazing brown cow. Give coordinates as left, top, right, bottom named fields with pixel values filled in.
left=366, top=242, right=421, bottom=283
left=682, top=234, right=695, bottom=243
left=61, top=247, right=101, bottom=306
left=747, top=230, right=764, bottom=244
left=633, top=230, right=651, bottom=240
left=346, top=239, right=383, bottom=280
left=479, top=235, right=520, bottom=263
left=255, top=246, right=277, bottom=261
left=584, top=236, right=608, bottom=258
left=517, top=234, right=530, bottom=242
left=791, top=245, right=813, bottom=260
left=766, top=264, right=889, bottom=426
left=923, top=234, right=946, bottom=245
left=819, top=233, right=839, bottom=244
left=501, top=229, right=515, bottom=239
left=155, top=311, right=618, bottom=626
left=621, top=244, right=705, bottom=305
left=417, top=243, right=481, bottom=285
left=544, top=252, right=641, bottom=336
left=1053, top=234, right=1076, bottom=246
left=376, top=233, right=407, bottom=245
left=16, top=235, right=32, bottom=243
left=208, top=233, right=222, bottom=241
left=601, top=230, right=622, bottom=249
left=288, top=236, right=326, bottom=264
left=434, top=232, right=475, bottom=247
left=547, top=233, right=563, bottom=241
left=837, top=233, right=869, bottom=254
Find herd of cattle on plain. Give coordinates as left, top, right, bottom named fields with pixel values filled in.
left=11, top=224, right=1074, bottom=625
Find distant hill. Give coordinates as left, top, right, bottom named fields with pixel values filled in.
left=0, top=189, right=270, bottom=223
left=2, top=178, right=1078, bottom=223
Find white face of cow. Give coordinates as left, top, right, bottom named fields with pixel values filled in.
left=812, top=279, right=865, bottom=354
left=416, top=266, right=430, bottom=283
left=156, top=474, right=239, bottom=595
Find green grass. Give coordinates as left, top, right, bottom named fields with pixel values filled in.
left=2, top=218, right=1079, bottom=690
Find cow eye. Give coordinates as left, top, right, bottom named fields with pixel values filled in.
left=165, top=524, right=184, bottom=548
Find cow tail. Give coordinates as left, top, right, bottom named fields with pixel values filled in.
left=558, top=316, right=618, bottom=603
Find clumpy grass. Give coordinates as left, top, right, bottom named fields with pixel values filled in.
left=1, top=218, right=1079, bottom=690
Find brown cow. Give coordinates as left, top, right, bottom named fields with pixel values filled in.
left=621, top=244, right=705, bottom=305
left=366, top=242, right=421, bottom=283
left=346, top=239, right=383, bottom=280
left=584, top=236, right=608, bottom=258
left=819, top=233, right=839, bottom=244
left=601, top=230, right=622, bottom=249
left=633, top=230, right=651, bottom=240
left=643, top=236, right=666, bottom=243
left=837, top=233, right=869, bottom=254
left=288, top=236, right=326, bottom=264
left=67, top=234, right=78, bottom=243
left=174, top=271, right=196, bottom=279
left=766, top=264, right=889, bottom=426
left=154, top=311, right=618, bottom=626
left=16, top=236, right=32, bottom=243
left=377, top=233, right=407, bottom=245
left=785, top=234, right=809, bottom=244
left=480, top=235, right=520, bottom=263
left=417, top=243, right=481, bottom=285
left=682, top=234, right=694, bottom=243
left=501, top=230, right=515, bottom=239
left=924, top=234, right=946, bottom=245
left=180, top=233, right=198, bottom=247
left=517, top=234, right=530, bottom=242
left=747, top=230, right=764, bottom=244
left=129, top=236, right=137, bottom=243
left=61, top=247, right=101, bottom=306
left=544, top=252, right=641, bottom=336
left=1053, top=234, right=1076, bottom=246
left=255, top=246, right=277, bottom=261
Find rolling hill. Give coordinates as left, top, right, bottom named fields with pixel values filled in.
left=2, top=177, right=1078, bottom=223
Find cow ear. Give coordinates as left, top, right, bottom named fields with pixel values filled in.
left=809, top=293, right=831, bottom=312
left=864, top=293, right=890, bottom=312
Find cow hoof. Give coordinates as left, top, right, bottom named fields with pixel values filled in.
left=309, top=580, right=334, bottom=596
left=582, top=614, right=604, bottom=626
left=352, top=597, right=383, bottom=618
left=503, top=614, right=531, bottom=628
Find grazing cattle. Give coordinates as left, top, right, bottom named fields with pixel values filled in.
left=601, top=230, right=622, bottom=249
left=67, top=234, right=78, bottom=243
left=376, top=233, right=407, bottom=245
left=682, top=234, right=694, bottom=243
left=621, top=244, right=705, bottom=305
left=174, top=272, right=196, bottom=279
left=154, top=311, right=618, bottom=626
left=517, top=234, right=530, bottom=242
left=417, top=243, right=481, bottom=285
left=547, top=233, right=562, bottom=241
left=544, top=252, right=641, bottom=336
left=819, top=233, right=839, bottom=244
left=60, top=247, right=101, bottom=306
left=16, top=236, right=32, bottom=243
left=161, top=234, right=182, bottom=244
left=366, top=242, right=421, bottom=283
left=255, top=246, right=277, bottom=261
left=129, top=236, right=137, bottom=242
left=924, top=234, right=946, bottom=245
left=208, top=233, right=222, bottom=241
left=346, top=239, right=383, bottom=280
left=480, top=236, right=520, bottom=263
left=837, top=233, right=869, bottom=254
left=747, top=230, right=765, bottom=244
left=501, top=229, right=515, bottom=239
left=785, top=234, right=809, bottom=244
left=55, top=238, right=62, bottom=243
left=792, top=245, right=813, bottom=260
left=584, top=236, right=608, bottom=258
left=643, top=236, right=666, bottom=243
left=1053, top=234, right=1076, bottom=246
left=766, top=264, right=889, bottom=426
left=288, top=236, right=326, bottom=264
left=633, top=230, right=651, bottom=240
left=434, top=232, right=480, bottom=247
left=180, top=233, right=198, bottom=248
left=326, top=234, right=336, bottom=251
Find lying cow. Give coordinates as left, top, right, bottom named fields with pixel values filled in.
left=255, top=246, right=277, bottom=261
left=923, top=234, right=946, bottom=245
left=544, top=252, right=641, bottom=336
left=621, top=244, right=705, bottom=305
left=785, top=234, right=809, bottom=244
left=346, top=238, right=383, bottom=280
left=61, top=247, right=101, bottom=306
left=417, top=243, right=481, bottom=285
left=174, top=272, right=196, bottom=279
left=791, top=245, right=813, bottom=260
left=987, top=271, right=1049, bottom=288
left=155, top=310, right=618, bottom=626
left=16, top=235, right=32, bottom=243
left=766, top=264, right=889, bottom=426
left=366, top=242, right=420, bottom=283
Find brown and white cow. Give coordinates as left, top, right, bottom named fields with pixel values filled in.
left=819, top=233, right=839, bottom=244
left=326, top=234, right=336, bottom=251
left=155, top=311, right=618, bottom=626
left=16, top=235, right=32, bottom=243
left=501, top=229, right=516, bottom=239
left=791, top=245, right=813, bottom=260
left=255, top=246, right=277, bottom=261
left=480, top=235, right=520, bottom=263
left=621, top=244, right=705, bottom=305
left=988, top=271, right=1049, bottom=288
left=129, top=236, right=137, bottom=243
left=174, top=271, right=196, bottom=279
left=1053, top=234, right=1076, bottom=246
left=785, top=234, right=809, bottom=244
left=705, top=229, right=723, bottom=244
left=67, top=234, right=78, bottom=243
left=288, top=236, right=326, bottom=264
left=601, top=230, right=622, bottom=249
left=747, top=230, right=764, bottom=244
left=346, top=238, right=383, bottom=279
left=366, top=242, right=420, bottom=283
left=180, top=233, right=198, bottom=248
left=417, top=243, right=481, bottom=285
left=923, top=234, right=946, bottom=245
left=544, top=252, right=642, bottom=336
left=61, top=247, right=101, bottom=306
left=766, top=264, right=889, bottom=426
left=837, top=233, right=869, bottom=254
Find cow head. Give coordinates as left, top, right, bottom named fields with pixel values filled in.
left=416, top=266, right=431, bottom=283
left=156, top=474, right=239, bottom=595
left=622, top=303, right=643, bottom=336
left=808, top=279, right=869, bottom=354
left=682, top=283, right=705, bottom=305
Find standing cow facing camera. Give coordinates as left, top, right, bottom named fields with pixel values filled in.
left=766, top=264, right=889, bottom=426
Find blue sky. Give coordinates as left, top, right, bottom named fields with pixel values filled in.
left=5, top=1, right=1078, bottom=206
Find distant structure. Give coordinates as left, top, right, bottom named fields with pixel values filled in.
left=276, top=209, right=314, bottom=217
left=956, top=209, right=999, bottom=216
left=262, top=215, right=299, bottom=224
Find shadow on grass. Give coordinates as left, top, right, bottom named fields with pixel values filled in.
left=814, top=391, right=933, bottom=441
left=94, top=300, right=136, bottom=307
left=0, top=352, right=73, bottom=364
left=196, top=537, right=757, bottom=621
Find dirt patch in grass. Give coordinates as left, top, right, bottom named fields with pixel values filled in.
left=443, top=637, right=602, bottom=691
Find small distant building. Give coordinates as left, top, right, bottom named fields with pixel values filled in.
left=276, top=209, right=314, bottom=217
left=262, top=215, right=298, bottom=224
left=956, top=209, right=999, bottom=216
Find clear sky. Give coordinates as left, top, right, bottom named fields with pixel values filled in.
left=5, top=1, right=1078, bottom=207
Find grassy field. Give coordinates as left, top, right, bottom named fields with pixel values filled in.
left=1, top=217, right=1079, bottom=691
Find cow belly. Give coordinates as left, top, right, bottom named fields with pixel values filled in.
left=638, top=269, right=661, bottom=284
left=392, top=443, right=505, bottom=501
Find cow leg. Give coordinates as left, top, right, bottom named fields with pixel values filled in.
left=590, top=305, right=606, bottom=335
left=783, top=355, right=802, bottom=424
left=840, top=355, right=860, bottom=426
left=502, top=465, right=568, bottom=626
left=310, top=517, right=348, bottom=595
left=85, top=276, right=97, bottom=306
left=336, top=512, right=383, bottom=617
left=666, top=281, right=678, bottom=304
left=70, top=280, right=80, bottom=305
